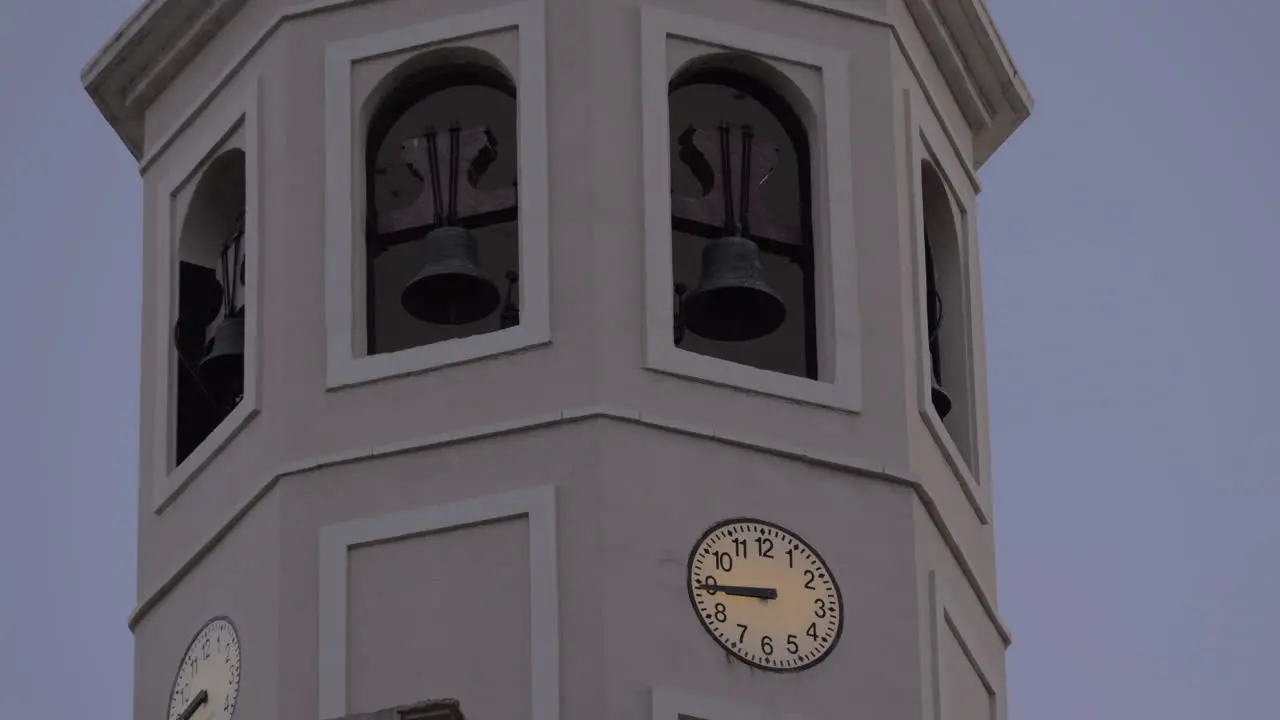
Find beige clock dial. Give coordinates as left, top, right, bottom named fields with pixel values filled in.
left=167, top=617, right=241, bottom=720
left=688, top=518, right=843, bottom=671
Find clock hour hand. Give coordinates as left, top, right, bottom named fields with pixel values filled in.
left=178, top=689, right=209, bottom=720
left=697, top=583, right=778, bottom=600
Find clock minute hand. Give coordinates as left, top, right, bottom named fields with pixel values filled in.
left=697, top=583, right=778, bottom=600
left=178, top=689, right=209, bottom=720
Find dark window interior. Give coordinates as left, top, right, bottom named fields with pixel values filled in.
left=173, top=149, right=246, bottom=468
left=668, top=68, right=817, bottom=379
left=175, top=263, right=225, bottom=464
left=920, top=159, right=973, bottom=468
left=365, top=64, right=520, bottom=355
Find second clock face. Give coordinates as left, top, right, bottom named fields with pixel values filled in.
left=168, top=617, right=241, bottom=720
left=687, top=518, right=843, bottom=672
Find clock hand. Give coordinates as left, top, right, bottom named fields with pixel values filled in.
left=178, top=689, right=209, bottom=720
left=696, top=583, right=778, bottom=600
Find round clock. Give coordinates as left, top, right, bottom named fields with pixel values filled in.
left=687, top=518, right=843, bottom=672
left=167, top=617, right=241, bottom=720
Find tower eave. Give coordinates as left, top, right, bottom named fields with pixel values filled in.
left=901, top=0, right=1034, bottom=167
left=80, top=0, right=249, bottom=161
left=79, top=0, right=1035, bottom=167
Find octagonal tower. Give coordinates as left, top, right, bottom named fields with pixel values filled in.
left=83, top=1, right=1032, bottom=719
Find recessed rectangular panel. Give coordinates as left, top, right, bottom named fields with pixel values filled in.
left=941, top=616, right=995, bottom=720
left=346, top=517, right=532, bottom=719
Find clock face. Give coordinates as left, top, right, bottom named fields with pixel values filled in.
left=167, top=617, right=241, bottom=720
left=687, top=518, right=843, bottom=672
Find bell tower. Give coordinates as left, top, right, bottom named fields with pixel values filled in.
left=83, top=1, right=1031, bottom=719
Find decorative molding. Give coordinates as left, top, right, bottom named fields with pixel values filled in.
left=86, top=0, right=386, bottom=162
left=905, top=89, right=990, bottom=525
left=903, top=0, right=1034, bottom=166
left=902, top=0, right=993, bottom=129
left=151, top=76, right=263, bottom=514
left=126, top=406, right=1010, bottom=648
left=121, top=0, right=249, bottom=110
left=652, top=686, right=788, bottom=720
left=85, top=0, right=1027, bottom=177
left=322, top=0, right=552, bottom=389
left=318, top=485, right=560, bottom=720
left=133, top=0, right=388, bottom=172
left=81, top=0, right=248, bottom=159
left=929, top=570, right=999, bottom=720
left=783, top=0, right=989, bottom=192
left=640, top=7, right=863, bottom=413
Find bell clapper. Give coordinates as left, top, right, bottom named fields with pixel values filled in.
left=499, top=270, right=520, bottom=329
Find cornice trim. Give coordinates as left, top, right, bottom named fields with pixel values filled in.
left=125, top=406, right=1012, bottom=647
left=84, top=0, right=391, bottom=161
left=85, top=0, right=1030, bottom=167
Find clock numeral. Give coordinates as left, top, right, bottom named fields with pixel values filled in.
left=814, top=598, right=827, bottom=618
left=786, top=634, right=799, bottom=655
left=804, top=569, right=817, bottom=590
left=806, top=622, right=819, bottom=641
left=714, top=551, right=734, bottom=572
left=761, top=635, right=774, bottom=656
left=703, top=575, right=719, bottom=594
left=736, top=623, right=748, bottom=643
left=732, top=538, right=748, bottom=558
left=754, top=537, right=775, bottom=558
left=785, top=547, right=795, bottom=568
left=201, top=637, right=211, bottom=660
left=714, top=603, right=728, bottom=622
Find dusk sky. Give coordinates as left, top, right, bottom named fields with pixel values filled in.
left=1, top=1, right=1278, bottom=718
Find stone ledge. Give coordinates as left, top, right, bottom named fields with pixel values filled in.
left=329, top=698, right=466, bottom=720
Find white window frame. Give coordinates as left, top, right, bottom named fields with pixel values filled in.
left=907, top=89, right=990, bottom=522
left=323, top=0, right=551, bottom=390
left=639, top=7, right=862, bottom=412
left=151, top=76, right=263, bottom=513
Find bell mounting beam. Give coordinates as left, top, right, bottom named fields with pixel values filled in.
left=373, top=125, right=517, bottom=247
left=671, top=123, right=803, bottom=262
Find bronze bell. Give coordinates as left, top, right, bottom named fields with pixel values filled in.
left=681, top=235, right=786, bottom=342
left=401, top=226, right=501, bottom=325
left=931, top=378, right=952, bottom=420
left=201, top=313, right=245, bottom=405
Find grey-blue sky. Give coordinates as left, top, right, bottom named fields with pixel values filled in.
left=1, top=1, right=1276, bottom=719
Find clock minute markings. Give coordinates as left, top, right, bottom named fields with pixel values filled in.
left=177, top=689, right=208, bottom=720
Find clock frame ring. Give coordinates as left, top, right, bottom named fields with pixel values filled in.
left=166, top=614, right=242, bottom=720
left=686, top=517, right=845, bottom=673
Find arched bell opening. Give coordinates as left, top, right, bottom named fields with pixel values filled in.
left=363, top=53, right=521, bottom=356
left=174, top=148, right=247, bottom=467
left=667, top=56, right=819, bottom=381
left=920, top=159, right=974, bottom=467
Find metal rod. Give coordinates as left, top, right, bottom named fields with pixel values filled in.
left=738, top=124, right=754, bottom=237
left=425, top=127, right=444, bottom=226
left=717, top=122, right=736, bottom=236
left=448, top=124, right=461, bottom=224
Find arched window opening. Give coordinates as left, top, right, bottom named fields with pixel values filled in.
left=921, top=160, right=973, bottom=466
left=668, top=65, right=818, bottom=380
left=365, top=62, right=520, bottom=356
left=175, top=148, right=247, bottom=466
